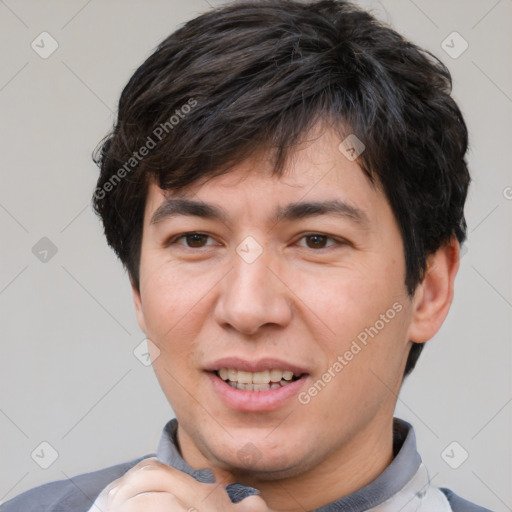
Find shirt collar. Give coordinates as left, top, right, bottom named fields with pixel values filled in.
left=156, top=417, right=423, bottom=510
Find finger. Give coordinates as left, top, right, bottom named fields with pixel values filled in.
left=234, top=494, right=274, bottom=512
left=125, top=456, right=161, bottom=473
left=88, top=477, right=124, bottom=512
left=120, top=491, right=185, bottom=512
left=90, top=458, right=163, bottom=510
left=107, top=458, right=217, bottom=508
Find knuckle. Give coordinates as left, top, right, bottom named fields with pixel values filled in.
left=123, top=458, right=161, bottom=483
left=133, top=457, right=160, bottom=470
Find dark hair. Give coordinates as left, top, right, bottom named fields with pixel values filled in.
left=92, top=0, right=470, bottom=377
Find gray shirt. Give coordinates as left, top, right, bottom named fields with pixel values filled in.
left=0, top=418, right=494, bottom=511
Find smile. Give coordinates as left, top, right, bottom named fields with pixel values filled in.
left=215, top=368, right=302, bottom=391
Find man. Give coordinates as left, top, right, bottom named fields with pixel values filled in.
left=0, top=0, right=494, bottom=510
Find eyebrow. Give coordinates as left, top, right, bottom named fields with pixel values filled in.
left=272, top=199, right=369, bottom=226
left=150, top=198, right=369, bottom=227
left=151, top=198, right=227, bottom=225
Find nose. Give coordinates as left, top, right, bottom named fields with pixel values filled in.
left=213, top=245, right=293, bottom=336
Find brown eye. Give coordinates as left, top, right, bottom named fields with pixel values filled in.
left=306, top=235, right=328, bottom=248
left=171, top=233, right=213, bottom=248
left=302, top=234, right=335, bottom=249
left=184, top=233, right=209, bottom=247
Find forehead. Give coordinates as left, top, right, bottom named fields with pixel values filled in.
left=143, top=127, right=389, bottom=227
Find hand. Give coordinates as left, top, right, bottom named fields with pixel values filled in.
left=88, top=457, right=274, bottom=512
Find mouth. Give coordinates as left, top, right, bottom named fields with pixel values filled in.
left=214, top=368, right=303, bottom=392
left=204, top=358, right=310, bottom=411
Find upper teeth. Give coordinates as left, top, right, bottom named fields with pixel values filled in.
left=218, top=368, right=296, bottom=384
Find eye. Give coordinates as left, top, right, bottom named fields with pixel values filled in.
left=171, top=232, right=216, bottom=248
left=296, top=233, right=340, bottom=249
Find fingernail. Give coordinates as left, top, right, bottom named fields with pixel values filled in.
left=107, top=485, right=118, bottom=504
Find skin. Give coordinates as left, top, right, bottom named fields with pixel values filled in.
left=95, top=125, right=459, bottom=511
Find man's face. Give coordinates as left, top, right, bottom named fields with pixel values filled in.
left=133, top=127, right=417, bottom=480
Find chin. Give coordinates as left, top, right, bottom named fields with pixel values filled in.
left=229, top=454, right=314, bottom=482
left=212, top=438, right=314, bottom=480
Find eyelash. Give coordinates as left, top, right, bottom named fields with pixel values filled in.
left=167, top=232, right=346, bottom=250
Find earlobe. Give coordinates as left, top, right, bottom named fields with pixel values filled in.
left=407, top=237, right=460, bottom=344
left=131, top=279, right=148, bottom=335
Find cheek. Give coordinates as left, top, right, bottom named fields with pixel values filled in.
left=296, top=259, right=411, bottom=404
left=140, top=267, right=207, bottom=404
left=139, top=261, right=209, bottom=349
left=296, top=262, right=405, bottom=344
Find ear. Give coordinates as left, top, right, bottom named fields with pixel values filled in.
left=407, top=237, right=460, bottom=344
left=131, top=278, right=148, bottom=335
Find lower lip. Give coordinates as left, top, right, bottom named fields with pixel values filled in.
left=207, top=372, right=308, bottom=412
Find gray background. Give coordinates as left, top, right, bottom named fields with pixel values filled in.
left=0, top=0, right=510, bottom=509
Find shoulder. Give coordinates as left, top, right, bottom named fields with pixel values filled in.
left=0, top=454, right=153, bottom=512
left=441, top=488, right=496, bottom=512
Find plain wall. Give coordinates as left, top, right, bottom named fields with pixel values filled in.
left=0, top=0, right=510, bottom=509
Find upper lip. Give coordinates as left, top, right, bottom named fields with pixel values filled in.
left=204, top=357, right=309, bottom=375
